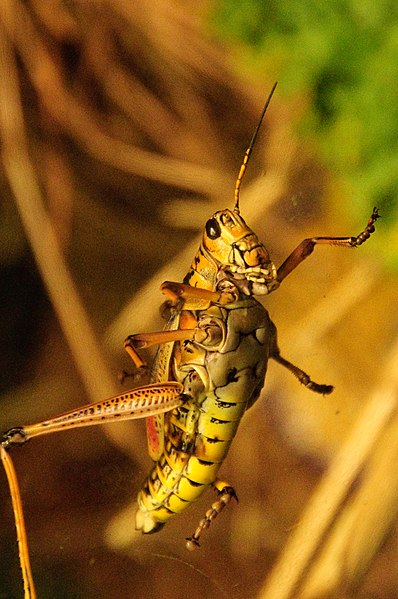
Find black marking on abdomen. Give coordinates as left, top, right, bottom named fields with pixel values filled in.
left=197, top=458, right=215, bottom=466
left=184, top=478, right=202, bottom=488
left=215, top=399, right=239, bottom=409
left=226, top=367, right=239, bottom=383
left=210, top=417, right=230, bottom=425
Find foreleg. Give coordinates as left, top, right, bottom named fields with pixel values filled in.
left=276, top=208, right=379, bottom=284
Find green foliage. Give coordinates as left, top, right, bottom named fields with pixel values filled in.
left=212, top=0, right=398, bottom=266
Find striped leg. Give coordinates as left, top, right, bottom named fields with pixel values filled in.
left=2, top=382, right=185, bottom=445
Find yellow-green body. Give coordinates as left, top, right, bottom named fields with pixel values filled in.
left=136, top=299, right=274, bottom=531
left=135, top=209, right=279, bottom=533
left=133, top=184, right=379, bottom=539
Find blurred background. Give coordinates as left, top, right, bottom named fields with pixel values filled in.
left=0, top=1, right=397, bottom=598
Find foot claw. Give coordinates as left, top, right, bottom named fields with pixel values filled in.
left=186, top=537, right=200, bottom=551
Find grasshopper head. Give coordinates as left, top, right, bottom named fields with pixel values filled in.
left=185, top=85, right=279, bottom=296
left=202, top=209, right=278, bottom=295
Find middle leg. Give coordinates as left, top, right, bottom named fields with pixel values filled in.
left=186, top=479, right=238, bottom=550
left=271, top=351, right=334, bottom=395
left=269, top=319, right=333, bottom=395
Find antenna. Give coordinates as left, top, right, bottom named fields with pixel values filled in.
left=234, top=81, right=278, bottom=213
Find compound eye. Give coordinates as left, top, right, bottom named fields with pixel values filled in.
left=205, top=218, right=221, bottom=239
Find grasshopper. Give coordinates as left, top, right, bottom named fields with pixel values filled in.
left=1, top=82, right=379, bottom=596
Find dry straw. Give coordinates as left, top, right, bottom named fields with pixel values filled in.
left=0, top=1, right=394, bottom=597
left=259, top=336, right=398, bottom=598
